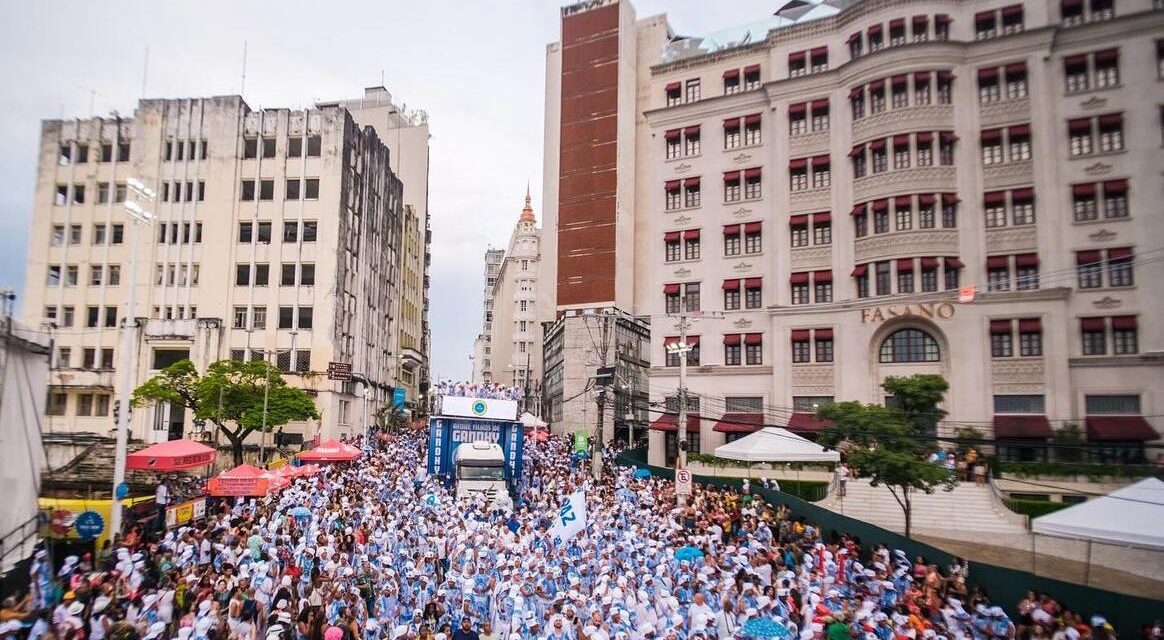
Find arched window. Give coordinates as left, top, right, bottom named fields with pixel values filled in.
left=879, top=328, right=940, bottom=363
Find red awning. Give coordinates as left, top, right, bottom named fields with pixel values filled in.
left=1064, top=54, right=1088, bottom=70
left=1018, top=318, right=1042, bottom=332
left=914, top=71, right=931, bottom=83
left=1085, top=416, right=1159, bottom=441
left=993, top=415, right=1053, bottom=439
left=713, top=413, right=764, bottom=434
left=665, top=82, right=681, bottom=92
left=945, top=256, right=965, bottom=269
left=810, top=98, right=829, bottom=111
left=849, top=87, right=863, bottom=99
left=916, top=131, right=934, bottom=143
left=723, top=68, right=740, bottom=79
left=849, top=145, right=864, bottom=158
left=744, top=64, right=761, bottom=74
left=789, top=215, right=808, bottom=226
left=127, top=439, right=216, bottom=471
left=851, top=264, right=868, bottom=277
left=789, top=159, right=807, bottom=170
left=812, top=155, right=830, bottom=167
left=744, top=167, right=762, bottom=179
left=744, top=113, right=762, bottom=126
left=815, top=328, right=833, bottom=339
left=919, top=194, right=936, bottom=205
left=684, top=125, right=701, bottom=136
left=723, top=170, right=742, bottom=181
left=942, top=192, right=960, bottom=204
left=848, top=32, right=861, bottom=44
left=1005, top=61, right=1028, bottom=75
left=889, top=18, right=905, bottom=28
left=891, top=74, right=908, bottom=87
left=814, top=270, right=833, bottom=282
left=1008, top=124, right=1030, bottom=137
left=893, top=134, right=910, bottom=146
left=744, top=333, right=763, bottom=345
left=984, top=191, right=1006, bottom=205
left=867, top=24, right=883, bottom=35
left=684, top=176, right=701, bottom=188
left=1015, top=253, right=1039, bottom=267
left=1012, top=188, right=1034, bottom=202
left=787, top=412, right=833, bottom=433
left=913, top=15, right=929, bottom=25
left=663, top=283, right=681, bottom=294
left=723, top=224, right=741, bottom=235
left=723, top=117, right=742, bottom=130
left=896, top=258, right=914, bottom=272
left=789, top=51, right=806, bottom=63
left=1079, top=317, right=1105, bottom=331
left=1076, top=251, right=1101, bottom=264
left=1097, top=113, right=1122, bottom=127
left=744, top=277, right=762, bottom=289
left=981, top=128, right=1002, bottom=142
left=894, top=195, right=912, bottom=207
left=810, top=46, right=828, bottom=58
left=744, top=222, right=762, bottom=234
left=938, top=71, right=955, bottom=83
left=1073, top=183, right=1096, bottom=197
left=872, top=198, right=888, bottom=211
left=935, top=14, right=952, bottom=24
left=813, top=212, right=832, bottom=224
left=975, top=10, right=995, bottom=24
left=790, top=272, right=809, bottom=284
left=722, top=279, right=740, bottom=291
left=1111, top=315, right=1137, bottom=330
left=664, top=129, right=681, bottom=141
left=1107, top=247, right=1132, bottom=259
left=723, top=333, right=741, bottom=345
left=870, top=139, right=886, bottom=150
left=986, top=255, right=1009, bottom=269
left=939, top=131, right=958, bottom=142
left=664, top=231, right=681, bottom=242
left=920, top=256, right=939, bottom=268
left=299, top=439, right=362, bottom=462
left=868, top=79, right=885, bottom=91
left=1103, top=179, right=1127, bottom=194
left=683, top=229, right=700, bottom=240
left=665, top=179, right=681, bottom=191
left=789, top=102, right=807, bottom=116
left=990, top=319, right=1012, bottom=334
left=1002, top=5, right=1023, bottom=17
left=790, top=329, right=811, bottom=341
left=978, top=67, right=999, bottom=81
left=1068, top=118, right=1092, bottom=133
left=650, top=413, right=702, bottom=432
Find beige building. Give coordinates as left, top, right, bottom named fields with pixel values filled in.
left=318, top=87, right=433, bottom=413
left=471, top=248, right=506, bottom=383
left=486, top=191, right=546, bottom=408
left=24, top=94, right=413, bottom=445
left=541, top=0, right=1164, bottom=466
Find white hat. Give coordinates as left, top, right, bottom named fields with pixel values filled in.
left=67, top=602, right=84, bottom=616
left=144, top=622, right=167, bottom=640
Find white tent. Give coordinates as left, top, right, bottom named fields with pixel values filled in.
left=519, top=412, right=548, bottom=429
left=1031, top=477, right=1164, bottom=551
left=713, top=427, right=841, bottom=463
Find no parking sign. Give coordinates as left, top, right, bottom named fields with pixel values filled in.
left=676, top=468, right=692, bottom=496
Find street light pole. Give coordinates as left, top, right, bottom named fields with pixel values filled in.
left=259, top=352, right=270, bottom=464
left=110, top=178, right=155, bottom=538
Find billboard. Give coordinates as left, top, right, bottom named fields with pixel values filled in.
left=439, top=396, right=518, bottom=421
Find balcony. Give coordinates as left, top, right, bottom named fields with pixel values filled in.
left=853, top=229, right=958, bottom=263
left=983, top=160, right=1033, bottom=189
left=852, top=104, right=954, bottom=143
left=50, top=369, right=116, bottom=390
left=979, top=97, right=1030, bottom=128
left=852, top=165, right=956, bottom=203
left=144, top=319, right=196, bottom=340
left=983, top=225, right=1037, bottom=253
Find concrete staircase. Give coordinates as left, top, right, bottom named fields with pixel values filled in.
left=821, top=479, right=1030, bottom=542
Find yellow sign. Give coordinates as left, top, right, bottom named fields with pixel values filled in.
left=165, top=498, right=207, bottom=529
left=860, top=302, right=956, bottom=323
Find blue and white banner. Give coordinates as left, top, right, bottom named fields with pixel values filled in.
left=440, top=396, right=518, bottom=421
left=550, top=490, right=587, bottom=545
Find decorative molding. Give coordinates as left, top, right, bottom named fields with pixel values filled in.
left=852, top=166, right=956, bottom=202
left=1091, top=296, right=1122, bottom=309
left=982, top=226, right=1038, bottom=254
left=993, top=383, right=1046, bottom=394
left=1079, top=96, right=1108, bottom=110
left=789, top=130, right=830, bottom=155
left=672, top=268, right=692, bottom=278
left=983, top=161, right=1033, bottom=189
left=732, top=317, right=753, bottom=329
left=852, top=104, right=954, bottom=144
left=992, top=358, right=1045, bottom=385
left=1083, top=162, right=1112, bottom=176
left=732, top=152, right=753, bottom=164
left=731, top=206, right=752, bottom=218
left=788, top=187, right=831, bottom=212
left=853, top=229, right=959, bottom=263
left=1087, top=228, right=1117, bottom=242
left=732, top=261, right=754, bottom=272
left=673, top=215, right=692, bottom=225
left=790, top=245, right=833, bottom=269
left=674, top=162, right=692, bottom=173
left=978, top=98, right=1031, bottom=127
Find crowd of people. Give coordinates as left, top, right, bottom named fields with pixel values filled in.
left=3, top=430, right=1155, bottom=640
left=431, top=382, right=524, bottom=402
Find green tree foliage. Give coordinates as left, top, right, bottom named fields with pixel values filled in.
left=816, top=374, right=954, bottom=538
left=132, top=359, right=320, bottom=466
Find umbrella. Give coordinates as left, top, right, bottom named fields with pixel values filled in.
left=674, top=545, right=704, bottom=562
left=288, top=506, right=312, bottom=518
left=742, top=618, right=791, bottom=639
left=633, top=468, right=652, bottom=479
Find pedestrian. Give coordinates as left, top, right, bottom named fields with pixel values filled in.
left=836, top=462, right=850, bottom=497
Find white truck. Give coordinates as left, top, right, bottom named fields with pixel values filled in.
left=453, top=441, right=514, bottom=513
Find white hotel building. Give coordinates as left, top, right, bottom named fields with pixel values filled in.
left=540, top=0, right=1164, bottom=467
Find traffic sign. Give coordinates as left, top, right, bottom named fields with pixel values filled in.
left=675, top=468, right=692, bottom=496
left=74, top=511, right=105, bottom=539
left=326, top=362, right=353, bottom=381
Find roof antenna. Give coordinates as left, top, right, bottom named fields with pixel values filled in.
left=240, top=40, right=248, bottom=95
left=141, top=45, right=149, bottom=98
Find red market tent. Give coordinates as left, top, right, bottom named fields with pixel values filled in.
left=298, top=439, right=362, bottom=463
left=126, top=439, right=216, bottom=472
left=207, top=464, right=277, bottom=496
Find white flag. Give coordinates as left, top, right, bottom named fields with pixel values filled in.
left=550, top=490, right=587, bottom=545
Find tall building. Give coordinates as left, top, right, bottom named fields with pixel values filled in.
left=24, top=95, right=408, bottom=444
left=542, top=0, right=1164, bottom=466
left=471, top=248, right=506, bottom=383
left=486, top=190, right=546, bottom=409
left=318, top=86, right=433, bottom=413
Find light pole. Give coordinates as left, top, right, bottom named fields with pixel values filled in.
left=110, top=178, right=155, bottom=538
left=362, top=387, right=372, bottom=443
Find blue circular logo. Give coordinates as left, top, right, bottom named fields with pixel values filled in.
left=74, top=511, right=105, bottom=539
left=472, top=400, right=487, bottom=416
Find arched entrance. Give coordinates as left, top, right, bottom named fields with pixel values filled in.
left=867, top=320, right=951, bottom=437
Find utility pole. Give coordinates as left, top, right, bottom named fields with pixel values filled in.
left=591, top=312, right=613, bottom=481
left=664, top=310, right=722, bottom=506
left=259, top=353, right=270, bottom=464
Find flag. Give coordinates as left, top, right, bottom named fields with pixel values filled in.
left=550, top=490, right=586, bottom=545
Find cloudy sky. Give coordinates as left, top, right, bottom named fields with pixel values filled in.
left=0, top=0, right=763, bottom=381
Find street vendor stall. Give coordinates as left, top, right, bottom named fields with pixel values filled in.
left=298, top=438, right=362, bottom=462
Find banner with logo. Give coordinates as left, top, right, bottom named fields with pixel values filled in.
left=440, top=396, right=518, bottom=421
left=573, top=431, right=589, bottom=454
left=550, top=490, right=587, bottom=545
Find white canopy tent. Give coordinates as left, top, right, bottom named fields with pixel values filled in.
left=519, top=412, right=548, bottom=429
left=1032, top=477, right=1164, bottom=551
left=713, top=427, right=841, bottom=463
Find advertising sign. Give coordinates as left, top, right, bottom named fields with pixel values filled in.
left=74, top=511, right=104, bottom=539
left=427, top=418, right=524, bottom=484
left=165, top=498, right=207, bottom=529
left=439, top=396, right=518, bottom=421
left=393, top=387, right=406, bottom=409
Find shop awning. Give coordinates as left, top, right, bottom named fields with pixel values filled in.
left=649, top=413, right=702, bottom=432
left=127, top=439, right=216, bottom=471
left=993, top=415, right=1052, bottom=439
left=207, top=464, right=281, bottom=497
left=713, top=413, right=765, bottom=434
left=298, top=438, right=362, bottom=462
left=786, top=412, right=834, bottom=433
left=1085, top=416, right=1158, bottom=441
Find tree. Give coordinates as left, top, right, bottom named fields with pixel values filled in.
left=816, top=374, right=954, bottom=538
left=133, top=359, right=320, bottom=466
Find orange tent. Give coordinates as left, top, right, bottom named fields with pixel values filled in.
left=207, top=464, right=277, bottom=496
left=298, top=439, right=362, bottom=462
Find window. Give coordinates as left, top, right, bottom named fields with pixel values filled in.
left=875, top=261, right=891, bottom=295
left=810, top=101, right=829, bottom=132
left=1016, top=255, right=1040, bottom=290
left=286, top=179, right=301, bottom=200
left=991, top=321, right=1014, bottom=357
left=236, top=264, right=251, bottom=286
left=46, top=393, right=67, bottom=416
left=744, top=66, right=760, bottom=90
left=921, top=265, right=938, bottom=292
left=789, top=223, right=807, bottom=248
left=1005, top=63, right=1028, bottom=98
left=895, top=200, right=912, bottom=230
left=981, top=129, right=1004, bottom=164
left=917, top=136, right=933, bottom=166
left=241, top=180, right=256, bottom=201
left=684, top=234, right=700, bottom=260
left=792, top=332, right=811, bottom=363
left=890, top=20, right=906, bottom=46
left=813, top=217, right=831, bottom=245
left=684, top=129, right=701, bottom=156
left=985, top=193, right=1008, bottom=228
left=744, top=170, right=762, bottom=199
left=873, top=204, right=889, bottom=234
left=726, top=339, right=742, bottom=365
left=893, top=140, right=911, bottom=169
left=1073, top=184, right=1098, bottom=221
left=891, top=81, right=908, bottom=108
left=233, top=307, right=248, bottom=329
left=869, top=84, right=886, bottom=114
left=810, top=47, right=828, bottom=73
left=994, top=394, right=1045, bottom=413
left=101, top=348, right=114, bottom=369
left=743, top=117, right=761, bottom=145
left=281, top=263, right=297, bottom=286
left=279, top=306, right=294, bottom=329
left=82, top=348, right=97, bottom=369
left=1012, top=193, right=1035, bottom=225
left=977, top=10, right=997, bottom=39
left=665, top=236, right=681, bottom=262
left=685, top=180, right=701, bottom=207
left=685, top=79, right=700, bottom=102
left=298, top=307, right=313, bottom=329
left=915, top=73, right=931, bottom=105
left=666, top=83, right=682, bottom=107
left=919, top=199, right=936, bottom=229
left=718, top=70, right=737, bottom=96
left=745, top=335, right=763, bottom=365
left=944, top=261, right=961, bottom=290
left=1087, top=394, right=1141, bottom=415
left=724, top=119, right=741, bottom=149
left=723, top=281, right=740, bottom=311
left=1001, top=5, right=1024, bottom=34
left=789, top=165, right=807, bottom=191
left=814, top=272, right=833, bottom=303
left=942, top=199, right=958, bottom=228
left=789, top=51, right=807, bottom=77
left=789, top=106, right=807, bottom=136
left=725, top=173, right=742, bottom=201
left=880, top=328, right=941, bottom=363
left=1076, top=251, right=1103, bottom=288
left=1107, top=248, right=1133, bottom=287
left=303, top=221, right=318, bottom=242
left=791, top=275, right=809, bottom=305
left=724, top=227, right=741, bottom=255
left=811, top=158, right=830, bottom=189
left=1080, top=318, right=1107, bottom=354
left=856, top=268, right=870, bottom=298
left=849, top=34, right=862, bottom=59
left=665, top=183, right=681, bottom=210
left=261, top=138, right=276, bottom=158
left=937, top=74, right=953, bottom=104
left=744, top=280, right=762, bottom=309
left=815, top=330, right=834, bottom=362
left=1112, top=316, right=1137, bottom=354
left=869, top=27, right=884, bottom=51
left=1019, top=319, right=1043, bottom=356
left=854, top=210, right=868, bottom=237
left=897, top=270, right=914, bottom=294
left=259, top=179, right=274, bottom=200
left=851, top=92, right=865, bottom=120
left=683, top=283, right=700, bottom=313
left=871, top=145, right=887, bottom=173
left=1103, top=180, right=1128, bottom=218
left=1009, top=126, right=1031, bottom=161
left=744, top=224, right=761, bottom=254
left=238, top=222, right=253, bottom=243
left=1097, top=114, right=1123, bottom=152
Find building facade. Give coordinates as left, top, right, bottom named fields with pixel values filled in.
left=24, top=95, right=409, bottom=445
left=487, top=191, right=546, bottom=410
left=542, top=0, right=1164, bottom=466
left=471, top=248, right=506, bottom=383
left=318, top=86, right=433, bottom=413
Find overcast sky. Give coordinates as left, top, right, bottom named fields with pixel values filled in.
left=0, top=0, right=763, bottom=381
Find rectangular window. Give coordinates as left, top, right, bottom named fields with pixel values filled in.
left=302, top=221, right=318, bottom=242
left=985, top=203, right=1008, bottom=228
left=789, top=169, right=807, bottom=192
left=745, top=229, right=762, bottom=254
left=988, top=267, right=1011, bottom=292
left=259, top=179, right=274, bottom=200
left=725, top=342, right=742, bottom=365
left=1081, top=319, right=1107, bottom=355
left=1098, top=114, right=1123, bottom=152
left=789, top=225, right=807, bottom=248
left=685, top=79, right=701, bottom=102
left=921, top=267, right=938, bottom=292
left=875, top=261, right=891, bottom=295
left=279, top=306, right=294, bottom=329
left=1012, top=198, right=1035, bottom=225
left=724, top=288, right=740, bottom=311
left=238, top=222, right=253, bottom=243
left=1103, top=181, right=1127, bottom=218
left=745, top=284, right=762, bottom=309
left=917, top=141, right=933, bottom=166
left=1108, top=250, right=1133, bottom=287
left=281, top=263, right=297, bottom=286
left=665, top=186, right=681, bottom=210
left=685, top=184, right=701, bottom=208
left=1009, top=131, right=1031, bottom=161
left=871, top=147, right=887, bottom=173
left=684, top=238, right=700, bottom=260
left=1016, top=265, right=1039, bottom=290
left=895, top=205, right=912, bottom=231
left=725, top=176, right=742, bottom=201
left=1077, top=253, right=1103, bottom=288
left=897, top=271, right=914, bottom=293
left=1086, top=393, right=1140, bottom=414
left=745, top=340, right=763, bottom=365
left=665, top=135, right=681, bottom=159
left=1006, top=65, right=1029, bottom=98
left=1113, top=322, right=1137, bottom=354
left=813, top=222, right=830, bottom=245
left=724, top=72, right=740, bottom=95
left=298, top=307, right=313, bottom=329
left=241, top=180, right=256, bottom=201
left=46, top=393, right=67, bottom=416
left=235, top=264, right=251, bottom=286
left=1019, top=325, right=1043, bottom=356
left=724, top=230, right=741, bottom=255
left=870, top=88, right=886, bottom=114
left=665, top=239, right=680, bottom=262
left=724, top=122, right=741, bottom=149
left=745, top=174, right=762, bottom=199
left=1095, top=50, right=1119, bottom=87
left=791, top=283, right=809, bottom=305
left=683, top=283, right=701, bottom=312
left=919, top=203, right=935, bottom=229
left=744, top=67, right=761, bottom=90
left=811, top=162, right=830, bottom=189
left=814, top=280, right=833, bottom=303
left=994, top=394, right=1045, bottom=413
left=665, top=291, right=680, bottom=314
left=873, top=208, right=889, bottom=234
left=233, top=306, right=248, bottom=329
left=792, top=339, right=810, bottom=363
left=286, top=179, right=301, bottom=200
left=992, top=331, right=1014, bottom=358
left=816, top=334, right=834, bottom=362
left=790, top=111, right=808, bottom=136
left=305, top=178, right=319, bottom=199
